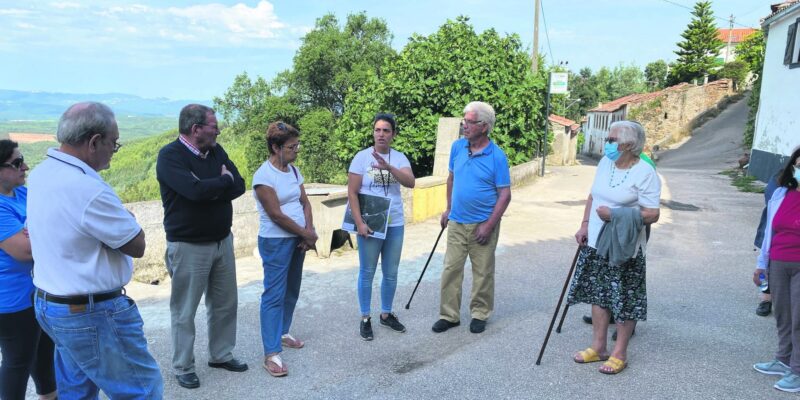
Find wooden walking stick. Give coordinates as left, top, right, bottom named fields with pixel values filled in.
left=535, top=247, right=581, bottom=365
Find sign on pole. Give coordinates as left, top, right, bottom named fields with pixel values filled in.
left=549, top=72, right=569, bottom=94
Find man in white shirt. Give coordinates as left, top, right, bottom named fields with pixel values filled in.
left=28, top=102, right=163, bottom=399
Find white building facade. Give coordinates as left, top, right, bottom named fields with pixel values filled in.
left=749, top=2, right=800, bottom=181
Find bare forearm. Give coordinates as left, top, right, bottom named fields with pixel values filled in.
left=389, top=166, right=415, bottom=188
left=641, top=208, right=660, bottom=224
left=582, top=194, right=593, bottom=224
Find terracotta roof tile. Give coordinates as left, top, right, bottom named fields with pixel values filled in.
left=717, top=28, right=758, bottom=43
left=548, top=114, right=575, bottom=126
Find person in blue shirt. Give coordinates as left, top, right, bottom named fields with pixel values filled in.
left=0, top=139, right=56, bottom=400
left=432, top=101, right=512, bottom=335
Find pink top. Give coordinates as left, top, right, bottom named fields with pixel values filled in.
left=771, top=189, right=800, bottom=263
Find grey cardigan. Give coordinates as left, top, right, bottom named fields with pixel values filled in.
left=595, top=207, right=644, bottom=266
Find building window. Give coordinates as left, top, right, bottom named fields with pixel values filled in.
left=786, top=18, right=800, bottom=68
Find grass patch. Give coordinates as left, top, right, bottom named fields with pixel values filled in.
left=719, top=168, right=764, bottom=193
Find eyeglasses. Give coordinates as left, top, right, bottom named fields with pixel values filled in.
left=462, top=119, right=484, bottom=126
left=112, top=141, right=122, bottom=153
left=283, top=142, right=301, bottom=151
left=197, top=123, right=220, bottom=132
left=0, top=156, right=24, bottom=170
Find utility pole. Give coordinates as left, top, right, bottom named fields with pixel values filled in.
left=532, top=0, right=540, bottom=73
left=725, top=14, right=734, bottom=63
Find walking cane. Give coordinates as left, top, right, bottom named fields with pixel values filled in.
left=535, top=247, right=581, bottom=365
left=405, top=225, right=446, bottom=309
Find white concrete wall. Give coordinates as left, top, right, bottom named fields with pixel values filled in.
left=754, top=9, right=800, bottom=156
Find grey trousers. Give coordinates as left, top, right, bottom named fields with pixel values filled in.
left=166, top=233, right=238, bottom=374
left=771, top=259, right=800, bottom=374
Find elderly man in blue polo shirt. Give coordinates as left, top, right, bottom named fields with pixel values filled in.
left=432, top=101, right=512, bottom=334
left=28, top=102, right=163, bottom=399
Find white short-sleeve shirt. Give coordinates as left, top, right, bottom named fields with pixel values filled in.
left=28, top=149, right=142, bottom=295
left=252, top=161, right=306, bottom=238
left=348, top=147, right=411, bottom=227
left=587, top=156, right=662, bottom=250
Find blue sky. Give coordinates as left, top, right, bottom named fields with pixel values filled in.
left=0, top=0, right=775, bottom=100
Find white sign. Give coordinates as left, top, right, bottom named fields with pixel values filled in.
left=549, top=72, right=569, bottom=94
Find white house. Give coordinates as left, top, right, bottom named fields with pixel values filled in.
left=748, top=1, right=800, bottom=181
left=716, top=28, right=758, bottom=63
left=581, top=92, right=659, bottom=157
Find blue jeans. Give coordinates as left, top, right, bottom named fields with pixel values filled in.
left=357, top=226, right=404, bottom=316
left=34, top=291, right=163, bottom=400
left=259, top=236, right=306, bottom=355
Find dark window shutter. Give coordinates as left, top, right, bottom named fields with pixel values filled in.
left=785, top=22, right=797, bottom=65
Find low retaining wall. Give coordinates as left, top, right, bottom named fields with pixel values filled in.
left=128, top=158, right=542, bottom=283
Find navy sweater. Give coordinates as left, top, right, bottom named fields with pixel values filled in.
left=156, top=139, right=246, bottom=242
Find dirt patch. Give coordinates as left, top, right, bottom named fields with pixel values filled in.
left=8, top=133, right=56, bottom=143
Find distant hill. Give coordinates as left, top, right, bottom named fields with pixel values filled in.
left=0, top=89, right=211, bottom=120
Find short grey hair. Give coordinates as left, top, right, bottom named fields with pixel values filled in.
left=463, top=101, right=496, bottom=134
left=610, top=120, right=646, bottom=155
left=56, top=102, right=117, bottom=146
left=179, top=104, right=214, bottom=135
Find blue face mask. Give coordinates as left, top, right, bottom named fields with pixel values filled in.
left=794, top=166, right=800, bottom=182
left=604, top=142, right=621, bottom=161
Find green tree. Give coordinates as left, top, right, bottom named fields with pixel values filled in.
left=736, top=30, right=765, bottom=148
left=565, top=67, right=601, bottom=121
left=607, top=64, right=646, bottom=99
left=716, top=60, right=748, bottom=90
left=645, top=59, right=670, bottom=90
left=336, top=16, right=546, bottom=176
left=296, top=109, right=347, bottom=184
left=281, top=12, right=395, bottom=114
left=669, top=1, right=724, bottom=85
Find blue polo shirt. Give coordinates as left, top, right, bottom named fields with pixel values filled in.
left=448, top=138, right=511, bottom=224
left=0, top=186, right=34, bottom=313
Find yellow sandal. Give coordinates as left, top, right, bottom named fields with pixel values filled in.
left=573, top=347, right=609, bottom=364
left=599, top=356, right=627, bottom=374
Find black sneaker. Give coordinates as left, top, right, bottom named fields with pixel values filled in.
left=756, top=301, right=772, bottom=317
left=469, top=318, right=486, bottom=334
left=380, top=313, right=406, bottom=333
left=432, top=319, right=460, bottom=333
left=360, top=317, right=373, bottom=341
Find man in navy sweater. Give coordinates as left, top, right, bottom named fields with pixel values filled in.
left=156, top=104, right=247, bottom=389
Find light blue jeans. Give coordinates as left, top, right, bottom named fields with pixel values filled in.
left=259, top=236, right=305, bottom=355
left=34, top=291, right=163, bottom=400
left=357, top=226, right=404, bottom=316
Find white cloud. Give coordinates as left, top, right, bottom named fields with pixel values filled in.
left=50, top=2, right=82, bottom=9
left=1, top=1, right=294, bottom=50
left=0, top=8, right=31, bottom=16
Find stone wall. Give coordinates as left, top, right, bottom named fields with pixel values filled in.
left=628, top=79, right=734, bottom=152
left=548, top=122, right=577, bottom=166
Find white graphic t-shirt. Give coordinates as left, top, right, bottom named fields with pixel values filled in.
left=348, top=147, right=411, bottom=227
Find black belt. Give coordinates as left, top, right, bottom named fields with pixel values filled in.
left=36, top=289, right=123, bottom=305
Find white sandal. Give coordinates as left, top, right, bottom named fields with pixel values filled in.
left=281, top=333, right=305, bottom=349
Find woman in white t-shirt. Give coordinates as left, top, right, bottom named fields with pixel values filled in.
left=253, top=121, right=317, bottom=377
left=347, top=113, right=416, bottom=341
left=567, top=121, right=661, bottom=375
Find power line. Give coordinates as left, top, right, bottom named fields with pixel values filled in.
left=540, top=0, right=555, bottom=65
left=656, top=0, right=760, bottom=29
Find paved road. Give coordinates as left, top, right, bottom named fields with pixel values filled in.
left=26, top=96, right=787, bottom=399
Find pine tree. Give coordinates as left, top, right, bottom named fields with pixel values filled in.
left=669, top=1, right=723, bottom=85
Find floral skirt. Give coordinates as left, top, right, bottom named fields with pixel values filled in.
left=566, top=246, right=647, bottom=322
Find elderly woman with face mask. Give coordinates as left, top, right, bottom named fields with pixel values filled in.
left=567, top=121, right=661, bottom=375
left=253, top=121, right=317, bottom=377
left=0, top=140, right=57, bottom=400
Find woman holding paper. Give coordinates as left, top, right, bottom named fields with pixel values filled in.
left=347, top=113, right=415, bottom=341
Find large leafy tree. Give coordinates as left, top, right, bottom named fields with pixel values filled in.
left=335, top=16, right=547, bottom=176
left=644, top=60, right=670, bottom=90
left=669, top=1, right=723, bottom=85
left=282, top=12, right=395, bottom=115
